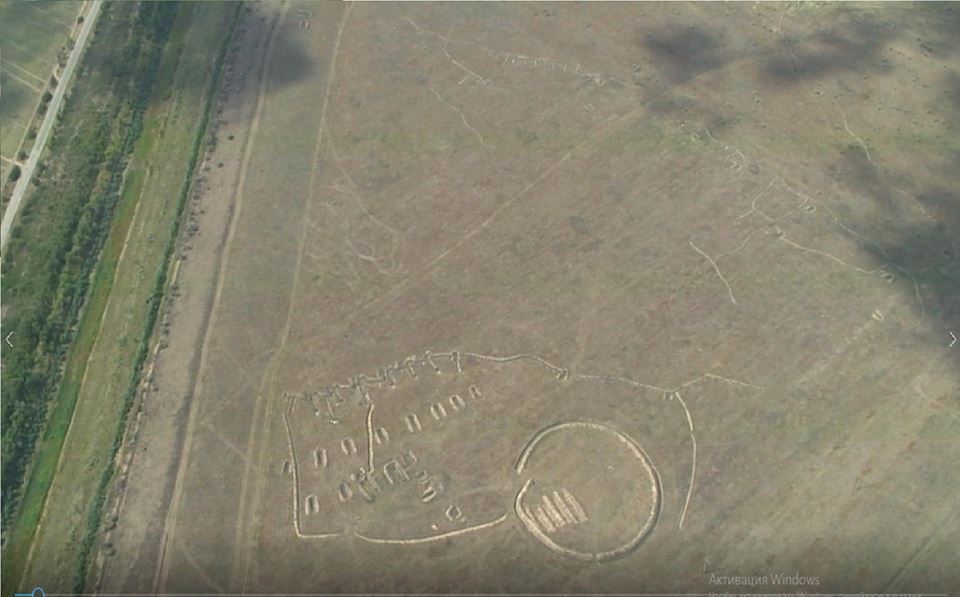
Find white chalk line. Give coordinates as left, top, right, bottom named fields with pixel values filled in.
left=777, top=235, right=887, bottom=274
left=326, top=140, right=407, bottom=277
left=703, top=127, right=747, bottom=174
left=428, top=86, right=486, bottom=146
left=284, top=350, right=756, bottom=536
left=697, top=140, right=929, bottom=319
left=442, top=26, right=494, bottom=88
left=734, top=176, right=781, bottom=223
left=365, top=403, right=375, bottom=473
left=399, top=12, right=617, bottom=88
left=571, top=372, right=757, bottom=533
left=281, top=407, right=344, bottom=540
left=670, top=392, right=697, bottom=531
left=690, top=241, right=737, bottom=305
left=514, top=422, right=661, bottom=561
left=354, top=512, right=508, bottom=545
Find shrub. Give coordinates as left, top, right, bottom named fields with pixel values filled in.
left=1, top=0, right=186, bottom=537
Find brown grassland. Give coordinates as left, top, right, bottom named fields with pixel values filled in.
left=72, top=1, right=960, bottom=593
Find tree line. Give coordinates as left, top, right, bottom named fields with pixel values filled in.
left=1, top=1, right=181, bottom=532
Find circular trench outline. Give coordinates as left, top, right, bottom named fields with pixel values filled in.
left=513, top=420, right=662, bottom=562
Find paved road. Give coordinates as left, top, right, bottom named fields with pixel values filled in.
left=0, top=0, right=103, bottom=253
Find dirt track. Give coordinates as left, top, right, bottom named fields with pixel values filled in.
left=101, top=1, right=959, bottom=593
left=93, top=5, right=284, bottom=592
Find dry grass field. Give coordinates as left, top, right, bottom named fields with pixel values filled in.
left=98, top=1, right=957, bottom=593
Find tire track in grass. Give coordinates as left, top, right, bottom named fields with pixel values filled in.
left=153, top=4, right=285, bottom=592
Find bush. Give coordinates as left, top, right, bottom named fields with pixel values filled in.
left=1, top=0, right=185, bottom=535
left=42, top=91, right=54, bottom=104
left=9, top=165, right=21, bottom=182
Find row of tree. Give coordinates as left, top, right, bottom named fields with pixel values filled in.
left=0, top=1, right=182, bottom=532
left=75, top=8, right=242, bottom=589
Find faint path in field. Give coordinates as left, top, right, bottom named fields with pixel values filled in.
left=689, top=240, right=737, bottom=305
left=574, top=372, right=759, bottom=532
left=428, top=86, right=486, bottom=146
left=2, top=67, right=44, bottom=92
left=20, top=164, right=147, bottom=584
left=153, top=4, right=286, bottom=592
left=235, top=2, right=354, bottom=592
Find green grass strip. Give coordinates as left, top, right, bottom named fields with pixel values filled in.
left=72, top=4, right=242, bottom=591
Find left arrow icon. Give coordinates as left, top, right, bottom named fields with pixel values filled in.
left=4, top=332, right=13, bottom=348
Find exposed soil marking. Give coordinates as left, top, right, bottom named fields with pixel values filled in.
left=670, top=392, right=697, bottom=531
left=514, top=421, right=661, bottom=562
left=178, top=542, right=227, bottom=593
left=365, top=403, right=375, bottom=473
left=405, top=413, right=423, bottom=433
left=314, top=447, right=328, bottom=468
left=327, top=139, right=407, bottom=277
left=280, top=408, right=344, bottom=539
left=2, top=66, right=44, bottom=91
left=235, top=2, right=355, bottom=591
left=777, top=235, right=887, bottom=274
left=561, top=488, right=588, bottom=523
left=442, top=26, right=494, bottom=87
left=533, top=505, right=555, bottom=533
left=703, top=127, right=747, bottom=173
left=734, top=176, right=781, bottom=223
left=429, top=86, right=486, bottom=146
left=354, top=512, right=508, bottom=545
left=351, top=101, right=654, bottom=318
left=284, top=351, right=751, bottom=551
left=689, top=240, right=737, bottom=305
left=2, top=58, right=47, bottom=85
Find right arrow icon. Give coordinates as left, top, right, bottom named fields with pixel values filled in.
left=950, top=332, right=957, bottom=348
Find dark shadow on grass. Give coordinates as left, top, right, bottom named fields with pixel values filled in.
left=639, top=24, right=729, bottom=84
left=862, top=213, right=960, bottom=352
left=208, top=3, right=318, bottom=106
left=835, top=149, right=900, bottom=209
left=828, top=141, right=960, bottom=370
left=264, top=21, right=316, bottom=90
left=942, top=70, right=960, bottom=113
left=923, top=2, right=960, bottom=58
left=762, top=14, right=898, bottom=85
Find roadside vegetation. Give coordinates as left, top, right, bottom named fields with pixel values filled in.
left=0, top=1, right=84, bottom=214
left=72, top=5, right=240, bottom=589
left=2, top=1, right=241, bottom=592
left=1, top=0, right=178, bottom=565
